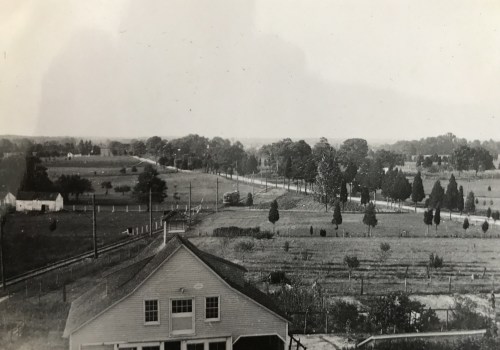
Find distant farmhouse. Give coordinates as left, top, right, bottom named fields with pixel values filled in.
left=0, top=191, right=16, bottom=207
left=100, top=147, right=112, bottom=157
left=67, top=152, right=83, bottom=159
left=16, top=192, right=64, bottom=212
left=63, top=235, right=289, bottom=350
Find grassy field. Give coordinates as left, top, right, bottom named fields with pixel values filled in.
left=2, top=211, right=164, bottom=277
left=192, top=209, right=497, bottom=238
left=192, top=234, right=500, bottom=296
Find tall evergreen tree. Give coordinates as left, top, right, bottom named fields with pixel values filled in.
left=486, top=207, right=492, bottom=220
left=464, top=191, right=476, bottom=214
left=424, top=209, right=434, bottom=236
left=381, top=168, right=397, bottom=204
left=428, top=180, right=445, bottom=209
left=268, top=199, right=280, bottom=232
left=284, top=156, right=293, bottom=191
left=482, top=220, right=489, bottom=237
left=332, top=201, right=343, bottom=230
left=360, top=187, right=370, bottom=206
left=343, top=162, right=358, bottom=201
left=462, top=218, right=469, bottom=236
left=340, top=180, right=348, bottom=210
left=411, top=171, right=425, bottom=211
left=444, top=174, right=459, bottom=219
left=315, top=156, right=342, bottom=208
left=363, top=203, right=378, bottom=237
left=434, top=207, right=441, bottom=233
left=457, top=185, right=465, bottom=215
left=393, top=170, right=412, bottom=208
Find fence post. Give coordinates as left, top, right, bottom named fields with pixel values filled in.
left=112, top=205, right=115, bottom=213
left=126, top=205, right=128, bottom=213
left=405, top=278, right=407, bottom=293
left=303, top=311, right=307, bottom=334
left=73, top=205, right=75, bottom=211
left=446, top=309, right=449, bottom=330
left=139, top=205, right=141, bottom=212
left=325, top=311, right=328, bottom=333
left=84, top=205, right=87, bottom=212
left=448, top=276, right=452, bottom=293
left=98, top=205, right=100, bottom=213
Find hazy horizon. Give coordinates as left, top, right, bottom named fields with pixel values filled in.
left=2, top=1, right=499, bottom=140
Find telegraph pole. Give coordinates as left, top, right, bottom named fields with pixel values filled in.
left=252, top=172, right=255, bottom=196
left=188, top=182, right=192, bottom=220
left=149, top=187, right=152, bottom=236
left=216, top=178, right=219, bottom=212
left=0, top=214, right=6, bottom=291
left=92, top=194, right=98, bottom=259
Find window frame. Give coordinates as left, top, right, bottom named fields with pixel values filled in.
left=143, top=299, right=160, bottom=326
left=169, top=297, right=195, bottom=335
left=204, top=296, right=220, bottom=322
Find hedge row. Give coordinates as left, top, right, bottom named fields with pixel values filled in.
left=213, top=226, right=274, bottom=239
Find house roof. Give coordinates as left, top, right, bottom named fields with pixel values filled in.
left=63, top=235, right=288, bottom=337
left=16, top=191, right=61, bottom=201
left=162, top=210, right=188, bottom=222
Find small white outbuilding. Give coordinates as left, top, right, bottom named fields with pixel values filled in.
left=16, top=192, right=64, bottom=212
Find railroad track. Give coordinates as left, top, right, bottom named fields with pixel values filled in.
left=4, top=229, right=162, bottom=287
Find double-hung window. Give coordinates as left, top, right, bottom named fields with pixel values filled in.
left=144, top=299, right=159, bottom=325
left=170, top=298, right=194, bottom=335
left=205, top=296, right=220, bottom=321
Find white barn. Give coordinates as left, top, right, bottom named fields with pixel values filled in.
left=0, top=192, right=16, bottom=207
left=16, top=192, right=64, bottom=212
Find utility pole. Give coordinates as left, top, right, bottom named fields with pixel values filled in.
left=149, top=187, right=152, bottom=236
left=216, top=178, right=219, bottom=212
left=0, top=214, right=6, bottom=291
left=252, top=172, right=255, bottom=196
left=189, top=182, right=192, bottom=220
left=92, top=194, right=98, bottom=259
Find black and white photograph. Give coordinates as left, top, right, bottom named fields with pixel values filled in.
left=1, top=1, right=500, bottom=349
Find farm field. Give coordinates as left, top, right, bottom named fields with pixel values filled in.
left=192, top=235, right=500, bottom=296
left=192, top=209, right=498, bottom=238
left=2, top=211, right=164, bottom=277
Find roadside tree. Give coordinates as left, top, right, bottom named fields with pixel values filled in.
left=464, top=191, right=476, bottom=214
left=268, top=200, right=280, bottom=232
left=411, top=171, right=425, bottom=211
left=332, top=201, right=342, bottom=230
left=362, top=203, right=378, bottom=237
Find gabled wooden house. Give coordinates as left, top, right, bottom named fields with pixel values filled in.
left=63, top=235, right=289, bottom=350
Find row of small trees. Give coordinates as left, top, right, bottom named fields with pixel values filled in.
left=268, top=199, right=379, bottom=236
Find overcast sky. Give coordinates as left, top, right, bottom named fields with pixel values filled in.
left=1, top=0, right=499, bottom=141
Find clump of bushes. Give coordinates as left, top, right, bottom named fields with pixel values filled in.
left=283, top=241, right=290, bottom=252
left=234, top=240, right=254, bottom=252
left=268, top=270, right=290, bottom=284
left=319, top=229, right=326, bottom=237
left=213, top=226, right=273, bottom=239
left=429, top=253, right=444, bottom=269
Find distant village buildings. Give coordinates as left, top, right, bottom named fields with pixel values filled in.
left=63, top=235, right=289, bottom=350
left=15, top=192, right=64, bottom=212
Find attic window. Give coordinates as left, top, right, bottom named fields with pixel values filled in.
left=205, top=296, right=220, bottom=321
left=144, top=299, right=159, bottom=324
